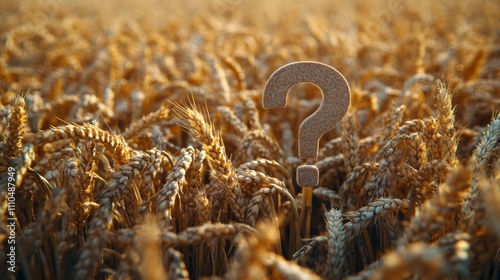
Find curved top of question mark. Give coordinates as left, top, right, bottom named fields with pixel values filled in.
left=263, top=61, right=351, bottom=159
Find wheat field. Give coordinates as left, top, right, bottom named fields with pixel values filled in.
left=0, top=0, right=499, bottom=279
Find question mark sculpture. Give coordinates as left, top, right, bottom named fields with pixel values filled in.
left=263, top=61, right=351, bottom=238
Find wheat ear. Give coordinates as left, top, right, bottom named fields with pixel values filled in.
left=434, top=81, right=458, bottom=166
left=74, top=149, right=164, bottom=280
left=153, top=146, right=194, bottom=225
left=344, top=198, right=409, bottom=239
left=161, top=222, right=255, bottom=247
left=372, top=242, right=451, bottom=279
left=341, top=113, right=360, bottom=174
left=24, top=123, right=132, bottom=164
left=461, top=113, right=500, bottom=223
left=222, top=55, right=247, bottom=91
left=325, top=208, right=346, bottom=280
left=399, top=166, right=471, bottom=246
left=173, top=100, right=243, bottom=221
left=122, top=106, right=170, bottom=140
left=1, top=95, right=27, bottom=171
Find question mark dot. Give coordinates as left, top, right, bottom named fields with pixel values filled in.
left=296, top=165, right=319, bottom=187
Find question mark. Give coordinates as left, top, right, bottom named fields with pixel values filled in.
left=262, top=61, right=351, bottom=237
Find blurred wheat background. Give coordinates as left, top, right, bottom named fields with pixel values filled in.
left=0, top=0, right=499, bottom=279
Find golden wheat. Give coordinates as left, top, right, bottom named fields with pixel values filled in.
left=0, top=0, right=499, bottom=279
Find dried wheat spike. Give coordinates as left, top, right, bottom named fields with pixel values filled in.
left=1, top=143, right=33, bottom=228
left=313, top=187, right=343, bottom=205
left=0, top=94, right=27, bottom=171
left=216, top=105, right=248, bottom=138
left=391, top=133, right=427, bottom=209
left=462, top=113, right=500, bottom=223
left=371, top=242, right=452, bottom=279
left=222, top=55, right=247, bottom=91
left=59, top=157, right=88, bottom=233
left=153, top=146, right=194, bottom=224
left=240, top=94, right=262, bottom=131
left=234, top=130, right=283, bottom=165
left=24, top=188, right=67, bottom=251
left=344, top=198, right=409, bottom=239
left=245, top=187, right=274, bottom=226
left=293, top=235, right=327, bottom=265
left=237, top=169, right=296, bottom=210
left=397, top=73, right=434, bottom=104
left=318, top=137, right=341, bottom=159
left=24, top=122, right=132, bottom=164
left=366, top=134, right=419, bottom=201
left=184, top=149, right=212, bottom=225
left=173, top=99, right=243, bottom=221
left=377, top=105, right=406, bottom=147
left=341, top=113, right=360, bottom=174
left=434, top=81, right=458, bottom=166
left=72, top=143, right=98, bottom=225
left=396, top=119, right=426, bottom=136
left=204, top=54, right=230, bottom=104
left=411, top=159, right=450, bottom=204
left=123, top=106, right=170, bottom=140
left=237, top=158, right=289, bottom=175
left=237, top=157, right=295, bottom=196
left=111, top=221, right=142, bottom=278
left=340, top=162, right=379, bottom=209
left=168, top=248, right=190, bottom=280
left=399, top=166, right=471, bottom=246
left=27, top=147, right=74, bottom=185
left=422, top=117, right=440, bottom=159
left=315, top=155, right=344, bottom=173
left=461, top=125, right=500, bottom=278
left=75, top=141, right=97, bottom=178
left=74, top=149, right=165, bottom=280
left=162, top=222, right=255, bottom=247
left=260, top=194, right=276, bottom=222
left=139, top=149, right=172, bottom=198
left=325, top=208, right=346, bottom=280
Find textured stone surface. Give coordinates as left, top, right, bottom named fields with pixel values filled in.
left=263, top=61, right=351, bottom=159
left=297, top=165, right=319, bottom=187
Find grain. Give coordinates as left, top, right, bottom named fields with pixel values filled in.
left=0, top=95, right=26, bottom=171
left=153, top=146, right=194, bottom=225
left=325, top=208, right=346, bottom=280
left=344, top=198, right=409, bottom=239
left=341, top=113, right=360, bottom=174
left=399, top=166, right=471, bottom=246
left=24, top=123, right=132, bottom=164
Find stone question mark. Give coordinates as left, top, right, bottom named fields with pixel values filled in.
left=262, top=61, right=351, bottom=237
